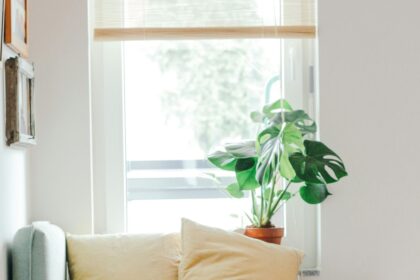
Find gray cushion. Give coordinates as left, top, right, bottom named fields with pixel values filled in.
left=12, top=222, right=67, bottom=280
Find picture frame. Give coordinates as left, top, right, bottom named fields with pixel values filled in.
left=5, top=57, right=35, bottom=147
left=4, top=0, right=28, bottom=57
left=0, top=0, right=5, bottom=60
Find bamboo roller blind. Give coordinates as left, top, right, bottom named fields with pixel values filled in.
left=94, top=0, right=316, bottom=41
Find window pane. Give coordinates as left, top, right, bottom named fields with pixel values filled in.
left=124, top=39, right=282, bottom=232
left=128, top=198, right=249, bottom=233
left=125, top=40, right=281, bottom=161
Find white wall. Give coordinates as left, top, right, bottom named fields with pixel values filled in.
left=0, top=47, right=29, bottom=280
left=1, top=0, right=93, bottom=276
left=8, top=0, right=419, bottom=278
left=318, top=0, right=420, bottom=279
left=28, top=0, right=93, bottom=234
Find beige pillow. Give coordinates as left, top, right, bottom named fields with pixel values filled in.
left=179, top=219, right=304, bottom=280
left=67, top=232, right=181, bottom=280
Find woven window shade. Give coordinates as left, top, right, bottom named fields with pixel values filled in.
left=94, top=0, right=316, bottom=41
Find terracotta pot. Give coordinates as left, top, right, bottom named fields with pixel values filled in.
left=244, top=226, right=284, bottom=245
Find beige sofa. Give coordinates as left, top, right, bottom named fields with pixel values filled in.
left=13, top=219, right=303, bottom=280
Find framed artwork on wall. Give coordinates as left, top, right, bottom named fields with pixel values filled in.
left=5, top=0, right=28, bottom=57
left=5, top=57, right=36, bottom=147
left=0, top=0, right=4, bottom=60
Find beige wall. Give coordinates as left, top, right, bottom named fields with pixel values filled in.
left=318, top=0, right=420, bottom=279
left=9, top=0, right=420, bottom=279
left=28, top=0, right=93, bottom=234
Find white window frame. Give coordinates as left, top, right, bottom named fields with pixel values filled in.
left=91, top=41, right=127, bottom=234
left=91, top=40, right=320, bottom=274
left=90, top=0, right=321, bottom=275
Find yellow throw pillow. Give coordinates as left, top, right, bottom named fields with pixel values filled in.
left=67, top=233, right=181, bottom=280
left=179, top=219, right=304, bottom=280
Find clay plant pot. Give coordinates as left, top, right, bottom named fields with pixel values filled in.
left=244, top=226, right=284, bottom=245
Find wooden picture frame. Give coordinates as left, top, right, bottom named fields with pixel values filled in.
left=4, top=0, right=28, bottom=57
left=0, top=0, right=5, bottom=60
left=5, top=57, right=35, bottom=147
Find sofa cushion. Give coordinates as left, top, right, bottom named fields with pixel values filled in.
left=179, top=219, right=304, bottom=280
left=66, top=232, right=181, bottom=280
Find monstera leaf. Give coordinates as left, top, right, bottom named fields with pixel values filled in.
left=299, top=183, right=331, bottom=204
left=289, top=140, right=348, bottom=184
left=256, top=123, right=305, bottom=183
left=287, top=110, right=317, bottom=135
left=225, top=140, right=257, bottom=158
left=262, top=99, right=293, bottom=116
left=250, top=99, right=293, bottom=123
left=208, top=140, right=257, bottom=171
left=282, top=123, right=304, bottom=154
left=250, top=111, right=264, bottom=123
left=263, top=188, right=292, bottom=203
left=278, top=123, right=304, bottom=180
left=208, top=149, right=237, bottom=171
left=279, top=152, right=296, bottom=180
left=235, top=158, right=259, bottom=190
left=256, top=126, right=281, bottom=185
left=270, top=110, right=317, bottom=135
left=226, top=183, right=244, bottom=198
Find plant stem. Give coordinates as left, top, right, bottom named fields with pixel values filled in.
left=251, top=190, right=259, bottom=226
left=244, top=212, right=253, bottom=225
left=267, top=180, right=292, bottom=219
left=259, top=185, right=265, bottom=226
left=266, top=174, right=278, bottom=223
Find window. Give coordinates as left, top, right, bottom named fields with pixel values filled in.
left=124, top=39, right=284, bottom=233
left=92, top=0, right=318, bottom=273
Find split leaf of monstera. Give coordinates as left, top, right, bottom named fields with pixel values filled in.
left=257, top=123, right=305, bottom=184
left=270, top=110, right=317, bottom=135
left=289, top=140, right=347, bottom=184
left=250, top=99, right=293, bottom=124
left=256, top=126, right=281, bottom=186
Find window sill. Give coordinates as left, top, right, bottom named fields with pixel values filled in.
left=300, top=269, right=320, bottom=277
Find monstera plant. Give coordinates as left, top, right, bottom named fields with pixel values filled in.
left=208, top=99, right=347, bottom=244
